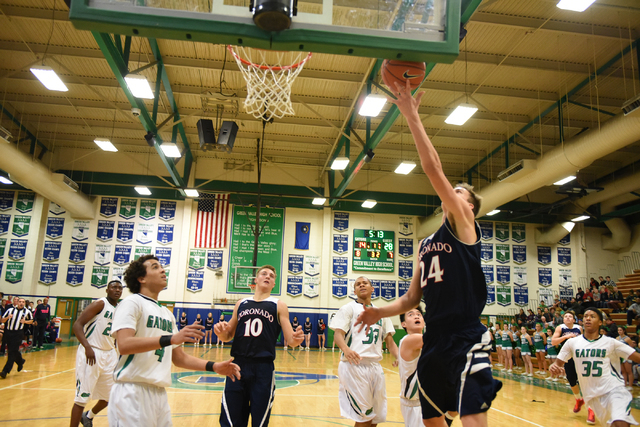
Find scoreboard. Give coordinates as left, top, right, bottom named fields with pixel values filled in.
left=352, top=229, right=395, bottom=272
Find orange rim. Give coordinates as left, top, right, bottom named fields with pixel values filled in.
left=227, top=45, right=312, bottom=71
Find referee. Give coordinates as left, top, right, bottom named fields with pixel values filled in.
left=0, top=297, right=33, bottom=379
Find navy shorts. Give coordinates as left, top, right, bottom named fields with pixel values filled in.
left=417, top=322, right=502, bottom=419
left=220, top=359, right=275, bottom=427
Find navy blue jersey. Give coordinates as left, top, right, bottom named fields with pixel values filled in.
left=419, top=218, right=486, bottom=328
left=292, top=320, right=299, bottom=330
left=205, top=317, right=214, bottom=330
left=179, top=316, right=187, bottom=329
left=231, top=297, right=281, bottom=360
left=558, top=324, right=582, bottom=349
left=304, top=321, right=312, bottom=334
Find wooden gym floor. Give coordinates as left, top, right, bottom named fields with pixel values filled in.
left=2, top=342, right=639, bottom=426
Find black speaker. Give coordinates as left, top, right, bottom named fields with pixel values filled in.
left=197, top=119, right=216, bottom=151
left=217, top=121, right=238, bottom=153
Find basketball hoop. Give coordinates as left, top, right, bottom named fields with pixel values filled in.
left=227, top=45, right=312, bottom=122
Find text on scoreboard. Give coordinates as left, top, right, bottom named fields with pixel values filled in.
left=352, top=229, right=395, bottom=272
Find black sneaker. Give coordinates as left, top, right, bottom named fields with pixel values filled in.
left=17, top=362, right=24, bottom=372
left=81, top=411, right=93, bottom=427
left=0, top=372, right=6, bottom=379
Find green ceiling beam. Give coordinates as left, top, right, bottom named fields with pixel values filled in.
left=0, top=103, right=49, bottom=156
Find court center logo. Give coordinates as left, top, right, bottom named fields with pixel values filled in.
left=172, top=371, right=338, bottom=391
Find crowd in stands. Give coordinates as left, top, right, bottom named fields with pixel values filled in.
left=0, top=292, right=59, bottom=354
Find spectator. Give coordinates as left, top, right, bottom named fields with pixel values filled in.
left=604, top=317, right=618, bottom=339
left=608, top=287, right=625, bottom=312
left=540, top=316, right=549, bottom=329
left=517, top=308, right=527, bottom=323
left=539, top=300, right=547, bottom=310
left=45, top=319, right=59, bottom=343
left=626, top=290, right=636, bottom=309
left=559, top=298, right=569, bottom=311
left=604, top=276, right=616, bottom=291
left=598, top=287, right=609, bottom=308
left=627, top=297, right=640, bottom=326
left=553, top=311, right=563, bottom=328
left=526, top=309, right=535, bottom=327
left=589, top=278, right=599, bottom=290
left=569, top=298, right=584, bottom=315
left=598, top=276, right=606, bottom=287
left=33, top=297, right=51, bottom=349
left=592, top=286, right=601, bottom=307
left=576, top=288, right=585, bottom=302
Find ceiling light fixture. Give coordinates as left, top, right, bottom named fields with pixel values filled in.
left=395, top=161, right=416, bottom=175
left=556, top=0, right=596, bottom=12
left=124, top=74, right=154, bottom=99
left=312, top=197, right=326, bottom=205
left=331, top=157, right=350, bottom=170
left=362, top=199, right=377, bottom=209
left=160, top=142, right=181, bottom=158
left=134, top=186, right=152, bottom=195
left=359, top=95, right=386, bottom=117
left=562, top=222, right=576, bottom=233
left=445, top=103, right=478, bottom=125
left=554, top=175, right=576, bottom=186
left=0, top=176, right=13, bottom=185
left=184, top=189, right=199, bottom=197
left=30, top=66, right=68, bottom=92
left=94, top=138, right=118, bottom=152
left=486, top=209, right=500, bottom=216
left=571, top=215, right=590, bottom=222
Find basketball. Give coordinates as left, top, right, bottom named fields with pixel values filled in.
left=55, top=337, right=62, bottom=343
left=381, top=60, right=426, bottom=91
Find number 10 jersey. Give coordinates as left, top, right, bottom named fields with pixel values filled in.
left=231, top=296, right=281, bottom=361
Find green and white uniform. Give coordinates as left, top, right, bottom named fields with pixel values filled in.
left=520, top=335, right=531, bottom=356
left=513, top=332, right=521, bottom=350
left=495, top=331, right=502, bottom=349
left=108, top=293, right=179, bottom=427
left=533, top=331, right=545, bottom=353
left=398, top=335, right=421, bottom=427
left=546, top=334, right=558, bottom=359
left=617, top=336, right=634, bottom=364
left=501, top=330, right=512, bottom=350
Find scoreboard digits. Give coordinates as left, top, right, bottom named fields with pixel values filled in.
left=352, top=229, right=395, bottom=272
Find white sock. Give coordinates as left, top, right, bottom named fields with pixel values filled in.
left=574, top=393, right=582, bottom=400
left=87, top=410, right=95, bottom=419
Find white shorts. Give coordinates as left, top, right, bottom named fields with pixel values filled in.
left=108, top=382, right=172, bottom=427
left=338, top=360, right=387, bottom=424
left=587, top=387, right=638, bottom=427
left=401, top=398, right=422, bottom=427
left=74, top=346, right=117, bottom=405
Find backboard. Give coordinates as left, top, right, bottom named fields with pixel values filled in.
left=69, top=0, right=462, bottom=63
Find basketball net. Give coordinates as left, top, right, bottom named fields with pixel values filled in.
left=227, top=45, right=312, bottom=122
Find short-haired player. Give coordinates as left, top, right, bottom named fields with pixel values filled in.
left=70, top=280, right=122, bottom=427
left=550, top=308, right=640, bottom=427
left=214, top=265, right=304, bottom=427
left=108, top=255, right=240, bottom=426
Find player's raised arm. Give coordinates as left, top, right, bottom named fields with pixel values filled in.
left=214, top=300, right=241, bottom=342
left=278, top=301, right=304, bottom=347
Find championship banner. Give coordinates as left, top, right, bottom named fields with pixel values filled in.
left=206, top=250, right=222, bottom=270
left=94, top=244, right=111, bottom=266
left=559, top=233, right=570, bottom=246
left=347, top=278, right=357, bottom=299
left=0, top=214, right=9, bottom=235
left=12, top=215, right=30, bottom=237
left=305, top=255, right=320, bottom=277
left=164, top=268, right=170, bottom=289
left=136, top=223, right=154, bottom=244
left=478, top=221, right=493, bottom=240
left=96, top=220, right=115, bottom=242
left=0, top=238, right=5, bottom=257
left=333, top=234, right=348, bottom=254
left=512, top=223, right=526, bottom=243
left=496, top=265, right=510, bottom=284
left=538, top=288, right=554, bottom=306
left=380, top=280, right=396, bottom=301
left=72, top=220, right=90, bottom=241
left=332, top=257, right=348, bottom=277
left=139, top=199, right=157, bottom=220
left=66, top=264, right=85, bottom=286
left=134, top=246, right=152, bottom=259
left=49, top=202, right=65, bottom=215
left=0, top=191, right=14, bottom=211
left=287, top=275, right=303, bottom=296
left=560, top=284, right=574, bottom=300
left=43, top=241, right=62, bottom=262
left=482, top=264, right=494, bottom=284
left=398, top=280, right=410, bottom=297
left=538, top=267, right=552, bottom=287
left=513, top=245, right=527, bottom=264
left=497, top=285, right=511, bottom=306
left=288, top=254, right=304, bottom=274
left=157, top=224, right=174, bottom=245
left=117, top=221, right=134, bottom=243
left=370, top=279, right=381, bottom=300
left=113, top=245, right=133, bottom=266
left=6, top=261, right=24, bottom=283
left=495, top=222, right=509, bottom=242
left=189, top=249, right=206, bottom=270
left=186, top=269, right=204, bottom=293
left=481, top=242, right=493, bottom=263
left=91, top=266, right=110, bottom=288
left=558, top=247, right=571, bottom=266
left=514, top=285, right=529, bottom=306
left=514, top=266, right=527, bottom=286
left=46, top=217, right=65, bottom=239
left=39, top=263, right=59, bottom=285
left=399, top=260, right=413, bottom=281
left=119, top=198, right=137, bottom=219
left=69, top=242, right=88, bottom=263
left=332, top=278, right=348, bottom=298
left=486, top=285, right=496, bottom=305
left=294, top=222, right=310, bottom=250
left=559, top=268, right=572, bottom=287
left=100, top=197, right=118, bottom=217
left=398, top=238, right=413, bottom=258
left=159, top=201, right=177, bottom=221
left=537, top=246, right=551, bottom=265
left=496, top=244, right=510, bottom=264
left=333, top=212, right=349, bottom=232
left=8, top=239, right=27, bottom=260
left=399, top=216, right=413, bottom=236
left=16, top=192, right=35, bottom=213
left=304, top=276, right=320, bottom=298
left=112, top=266, right=126, bottom=283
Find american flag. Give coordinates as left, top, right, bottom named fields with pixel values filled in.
left=194, top=193, right=230, bottom=248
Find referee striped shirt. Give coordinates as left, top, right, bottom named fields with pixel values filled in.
left=3, top=307, right=33, bottom=331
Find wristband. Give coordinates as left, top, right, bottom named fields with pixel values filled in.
left=159, top=335, right=173, bottom=347
left=206, top=361, right=215, bottom=372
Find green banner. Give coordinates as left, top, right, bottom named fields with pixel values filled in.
left=189, top=249, right=206, bottom=270
left=120, top=198, right=137, bottom=219
left=139, top=199, right=157, bottom=220
left=91, top=266, right=110, bottom=288
left=228, top=206, right=284, bottom=294
left=0, top=238, right=5, bottom=257
left=12, top=215, right=31, bottom=237
left=497, top=284, right=511, bottom=306
left=16, top=192, right=35, bottom=213
left=496, top=244, right=510, bottom=264
left=512, top=223, right=526, bottom=243
left=495, top=222, right=509, bottom=242
left=134, top=246, right=152, bottom=259
left=6, top=261, right=24, bottom=283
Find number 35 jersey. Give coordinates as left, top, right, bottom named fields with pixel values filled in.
left=418, top=218, right=486, bottom=327
left=558, top=335, right=635, bottom=402
left=231, top=296, right=281, bottom=361
left=329, top=300, right=395, bottom=363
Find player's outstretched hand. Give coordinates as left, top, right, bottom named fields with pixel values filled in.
left=355, top=305, right=381, bottom=334
left=85, top=347, right=97, bottom=366
left=386, top=80, right=424, bottom=117
left=291, top=325, right=304, bottom=347
left=214, top=321, right=231, bottom=338
left=549, top=363, right=564, bottom=376
left=343, top=348, right=362, bottom=365
left=214, top=357, right=241, bottom=382
left=172, top=324, right=205, bottom=345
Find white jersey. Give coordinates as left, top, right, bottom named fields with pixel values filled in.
left=84, top=297, right=117, bottom=351
left=330, top=300, right=394, bottom=362
left=558, top=334, right=635, bottom=402
left=398, top=335, right=420, bottom=402
left=111, top=293, right=178, bottom=388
